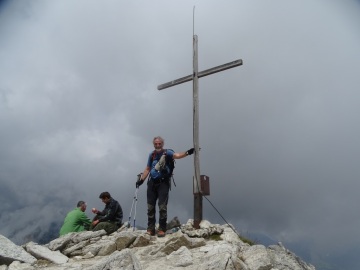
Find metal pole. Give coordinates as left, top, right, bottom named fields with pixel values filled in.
left=133, top=188, right=138, bottom=231
left=128, top=188, right=138, bottom=229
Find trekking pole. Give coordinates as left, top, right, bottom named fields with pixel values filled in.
left=128, top=187, right=138, bottom=229
left=128, top=173, right=141, bottom=230
left=132, top=188, right=139, bottom=231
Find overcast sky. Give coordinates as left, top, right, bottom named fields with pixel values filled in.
left=1, top=0, right=360, bottom=266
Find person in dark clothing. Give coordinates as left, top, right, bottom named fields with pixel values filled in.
left=91, top=191, right=123, bottom=234
left=136, top=136, right=194, bottom=237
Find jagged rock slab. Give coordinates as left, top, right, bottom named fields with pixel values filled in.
left=268, top=243, right=316, bottom=270
left=62, top=240, right=89, bottom=256
left=241, top=244, right=272, bottom=270
left=113, top=231, right=138, bottom=250
left=84, top=249, right=142, bottom=270
left=8, top=261, right=35, bottom=269
left=82, top=239, right=117, bottom=256
left=47, top=232, right=76, bottom=251
left=24, top=242, right=68, bottom=264
left=166, top=246, right=193, bottom=267
left=0, top=235, right=36, bottom=265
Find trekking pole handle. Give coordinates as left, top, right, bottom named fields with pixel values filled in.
left=136, top=173, right=144, bottom=188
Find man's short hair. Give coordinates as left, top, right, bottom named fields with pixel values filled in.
left=77, top=201, right=86, bottom=207
left=99, top=192, right=111, bottom=199
left=153, top=136, right=164, bottom=144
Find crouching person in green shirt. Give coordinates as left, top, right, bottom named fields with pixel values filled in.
left=59, top=201, right=91, bottom=236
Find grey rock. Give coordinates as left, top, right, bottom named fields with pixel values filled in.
left=47, top=233, right=76, bottom=251
left=132, top=235, right=150, bottom=248
left=166, top=245, right=193, bottom=267
left=84, top=249, right=142, bottom=270
left=161, top=231, right=205, bottom=255
left=82, top=239, right=116, bottom=256
left=8, top=261, right=35, bottom=270
left=166, top=216, right=181, bottom=230
left=0, top=219, right=315, bottom=270
left=221, top=225, right=242, bottom=245
left=0, top=235, right=36, bottom=265
left=241, top=244, right=272, bottom=270
left=181, top=219, right=224, bottom=238
left=113, top=232, right=137, bottom=250
left=198, top=241, right=242, bottom=270
left=268, top=243, right=315, bottom=270
left=24, top=242, right=68, bottom=264
left=62, top=240, right=89, bottom=256
left=71, top=230, right=107, bottom=243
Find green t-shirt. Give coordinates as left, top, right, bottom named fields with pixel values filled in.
left=59, top=208, right=91, bottom=236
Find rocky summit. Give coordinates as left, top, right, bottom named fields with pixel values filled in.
left=0, top=219, right=315, bottom=270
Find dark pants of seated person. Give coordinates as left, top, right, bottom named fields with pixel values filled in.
left=92, top=221, right=118, bottom=234
left=91, top=215, right=118, bottom=234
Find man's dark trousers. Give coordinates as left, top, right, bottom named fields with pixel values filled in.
left=147, top=179, right=169, bottom=231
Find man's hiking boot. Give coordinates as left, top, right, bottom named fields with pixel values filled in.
left=157, top=230, right=166, bottom=237
left=146, top=229, right=155, bottom=236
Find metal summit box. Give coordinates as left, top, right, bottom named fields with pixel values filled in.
left=200, top=175, right=210, bottom=195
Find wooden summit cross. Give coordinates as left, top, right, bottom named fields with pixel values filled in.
left=157, top=34, right=243, bottom=229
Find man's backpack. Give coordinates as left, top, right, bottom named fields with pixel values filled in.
left=149, top=149, right=176, bottom=187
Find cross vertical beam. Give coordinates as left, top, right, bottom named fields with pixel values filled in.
left=192, top=35, right=202, bottom=228
left=157, top=34, right=243, bottom=229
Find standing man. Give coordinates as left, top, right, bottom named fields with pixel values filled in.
left=91, top=191, right=123, bottom=234
left=59, top=201, right=91, bottom=236
left=136, top=136, right=194, bottom=237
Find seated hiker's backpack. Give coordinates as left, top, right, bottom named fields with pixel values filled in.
left=149, top=149, right=175, bottom=182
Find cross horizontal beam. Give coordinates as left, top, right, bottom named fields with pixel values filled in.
left=157, top=59, right=243, bottom=90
